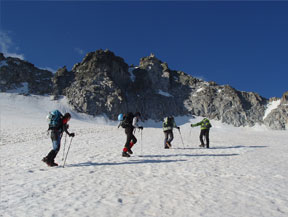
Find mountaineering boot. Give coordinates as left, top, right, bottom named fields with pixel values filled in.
left=42, top=156, right=49, bottom=164
left=166, top=142, right=171, bottom=148
left=49, top=150, right=58, bottom=166
left=42, top=150, right=54, bottom=166
left=127, top=148, right=133, bottom=155
left=43, top=150, right=58, bottom=166
left=199, top=144, right=205, bottom=148
left=122, top=152, right=130, bottom=157
left=50, top=161, right=58, bottom=167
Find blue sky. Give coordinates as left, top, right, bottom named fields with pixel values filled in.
left=1, top=1, right=287, bottom=98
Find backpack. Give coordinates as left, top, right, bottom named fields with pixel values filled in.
left=163, top=116, right=174, bottom=128
left=47, top=110, right=63, bottom=130
left=120, top=112, right=134, bottom=128
left=203, top=118, right=212, bottom=129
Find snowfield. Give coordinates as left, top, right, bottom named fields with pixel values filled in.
left=1, top=93, right=288, bottom=217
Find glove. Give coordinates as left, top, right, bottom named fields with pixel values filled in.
left=177, top=127, right=180, bottom=130
left=139, top=126, right=143, bottom=130
left=69, top=133, right=75, bottom=137
left=190, top=124, right=194, bottom=127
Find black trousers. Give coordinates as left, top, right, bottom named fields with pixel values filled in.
left=125, top=127, right=137, bottom=150
left=164, top=130, right=174, bottom=147
left=200, top=129, right=210, bottom=148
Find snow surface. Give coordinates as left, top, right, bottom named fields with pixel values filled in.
left=196, top=87, right=205, bottom=93
left=1, top=93, right=288, bottom=217
left=158, top=90, right=172, bottom=97
left=263, top=99, right=281, bottom=120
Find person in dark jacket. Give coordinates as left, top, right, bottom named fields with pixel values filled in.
left=121, top=112, right=143, bottom=157
left=163, top=116, right=180, bottom=149
left=42, top=113, right=75, bottom=166
left=191, top=118, right=212, bottom=148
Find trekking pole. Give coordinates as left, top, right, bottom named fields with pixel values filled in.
left=178, top=129, right=185, bottom=149
left=63, top=137, right=73, bottom=168
left=62, top=133, right=67, bottom=161
left=140, top=129, right=143, bottom=155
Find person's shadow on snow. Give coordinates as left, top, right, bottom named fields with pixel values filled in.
left=177, top=145, right=267, bottom=150
left=140, top=153, right=239, bottom=158
left=66, top=152, right=242, bottom=167
left=67, top=159, right=187, bottom=167
left=209, top=145, right=267, bottom=149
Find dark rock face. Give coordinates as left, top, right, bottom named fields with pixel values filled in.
left=52, top=66, right=74, bottom=97
left=125, top=54, right=193, bottom=120
left=64, top=50, right=130, bottom=119
left=0, top=53, right=53, bottom=95
left=54, top=50, right=271, bottom=127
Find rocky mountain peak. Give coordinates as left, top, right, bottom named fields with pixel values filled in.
left=71, top=49, right=130, bottom=89
left=1, top=50, right=287, bottom=129
left=139, top=53, right=167, bottom=72
left=137, top=54, right=172, bottom=92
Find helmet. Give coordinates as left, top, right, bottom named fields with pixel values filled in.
left=118, top=114, right=124, bottom=121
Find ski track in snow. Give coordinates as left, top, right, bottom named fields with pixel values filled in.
left=1, top=94, right=288, bottom=217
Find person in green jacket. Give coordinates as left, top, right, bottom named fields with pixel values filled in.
left=163, top=116, right=180, bottom=149
left=191, top=118, right=212, bottom=148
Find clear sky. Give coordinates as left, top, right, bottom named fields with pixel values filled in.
left=1, top=1, right=287, bottom=99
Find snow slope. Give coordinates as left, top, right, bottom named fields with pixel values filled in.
left=1, top=93, right=288, bottom=217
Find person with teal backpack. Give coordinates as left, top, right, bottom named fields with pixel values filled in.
left=191, top=118, right=212, bottom=148
left=42, top=110, right=75, bottom=166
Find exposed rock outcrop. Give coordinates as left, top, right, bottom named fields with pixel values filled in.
left=0, top=53, right=53, bottom=95
left=264, top=92, right=288, bottom=130
left=55, top=50, right=271, bottom=127
left=64, top=50, right=130, bottom=119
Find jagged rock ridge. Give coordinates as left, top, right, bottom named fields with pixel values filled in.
left=0, top=51, right=287, bottom=130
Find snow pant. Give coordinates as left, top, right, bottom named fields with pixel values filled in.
left=123, top=127, right=137, bottom=152
left=164, top=130, right=174, bottom=147
left=200, top=129, right=210, bottom=148
left=46, top=130, right=62, bottom=163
